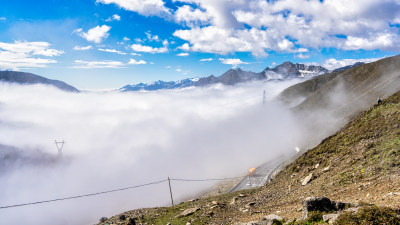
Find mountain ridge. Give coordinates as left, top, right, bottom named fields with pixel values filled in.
left=0, top=71, right=80, bottom=92
left=120, top=62, right=359, bottom=92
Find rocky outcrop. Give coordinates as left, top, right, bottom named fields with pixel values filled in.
left=302, top=196, right=357, bottom=219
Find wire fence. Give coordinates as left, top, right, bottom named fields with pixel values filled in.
left=0, top=176, right=246, bottom=210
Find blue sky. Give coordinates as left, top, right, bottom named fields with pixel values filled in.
left=0, top=0, right=399, bottom=89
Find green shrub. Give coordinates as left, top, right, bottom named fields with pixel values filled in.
left=334, top=206, right=400, bottom=225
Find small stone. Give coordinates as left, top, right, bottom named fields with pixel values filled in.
left=323, top=166, right=330, bottom=172
left=245, top=202, right=256, bottom=208
left=231, top=197, right=239, bottom=205
left=323, top=214, right=339, bottom=224
left=178, top=208, right=200, bottom=217
left=239, top=194, right=246, bottom=197
left=314, top=163, right=320, bottom=169
left=242, top=209, right=249, bottom=213
left=302, top=173, right=313, bottom=186
left=211, top=201, right=218, bottom=205
left=99, top=217, right=108, bottom=222
left=119, top=214, right=126, bottom=220
left=126, top=218, right=136, bottom=225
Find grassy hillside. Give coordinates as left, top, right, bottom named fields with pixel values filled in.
left=97, top=90, right=400, bottom=224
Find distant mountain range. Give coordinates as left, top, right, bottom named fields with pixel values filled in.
left=0, top=71, right=80, bottom=92
left=120, top=62, right=360, bottom=92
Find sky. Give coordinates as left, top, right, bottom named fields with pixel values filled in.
left=0, top=0, right=400, bottom=89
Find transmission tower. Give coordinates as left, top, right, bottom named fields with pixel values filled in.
left=54, top=140, right=65, bottom=160
left=263, top=90, right=266, bottom=104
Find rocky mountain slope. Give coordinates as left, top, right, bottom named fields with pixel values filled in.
left=0, top=71, right=80, bottom=92
left=97, top=87, right=400, bottom=224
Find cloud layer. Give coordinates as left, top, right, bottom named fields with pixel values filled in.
left=0, top=80, right=304, bottom=225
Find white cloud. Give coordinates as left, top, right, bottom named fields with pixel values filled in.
left=219, top=58, right=247, bottom=68
left=130, top=52, right=142, bottom=56
left=174, top=26, right=292, bottom=56
left=98, top=48, right=127, bottom=55
left=73, top=45, right=93, bottom=51
left=106, top=14, right=121, bottom=22
left=131, top=41, right=168, bottom=54
left=145, top=32, right=160, bottom=42
left=321, top=57, right=383, bottom=70
left=174, top=5, right=212, bottom=27
left=295, top=53, right=311, bottom=59
left=77, top=25, right=111, bottom=43
left=178, top=43, right=190, bottom=51
left=0, top=41, right=63, bottom=70
left=176, top=52, right=189, bottom=57
left=96, top=0, right=171, bottom=17
left=170, top=0, right=400, bottom=55
left=128, top=58, right=147, bottom=64
left=200, top=58, right=214, bottom=62
left=123, top=37, right=130, bottom=41
left=0, top=17, right=6, bottom=21
left=72, top=60, right=125, bottom=69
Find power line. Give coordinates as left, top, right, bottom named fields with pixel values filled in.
left=0, top=179, right=167, bottom=209
left=170, top=176, right=245, bottom=182
left=0, top=176, right=246, bottom=210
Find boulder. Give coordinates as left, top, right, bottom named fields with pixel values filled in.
left=99, top=217, right=108, bottom=222
left=302, top=196, right=349, bottom=219
left=302, top=173, right=313, bottom=186
left=119, top=214, right=126, bottom=220
left=262, top=214, right=283, bottom=225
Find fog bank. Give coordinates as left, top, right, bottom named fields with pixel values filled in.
left=0, top=79, right=305, bottom=225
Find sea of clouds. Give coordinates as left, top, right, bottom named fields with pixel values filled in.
left=0, top=79, right=306, bottom=225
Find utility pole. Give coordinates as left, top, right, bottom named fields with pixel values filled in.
left=168, top=177, right=174, bottom=206
left=263, top=90, right=266, bottom=104
left=54, top=140, right=65, bottom=160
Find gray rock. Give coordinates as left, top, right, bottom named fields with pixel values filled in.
left=178, top=207, right=200, bottom=217
left=262, top=214, right=283, bottom=225
left=99, top=217, right=108, bottom=222
left=302, top=173, right=313, bottom=186
left=323, top=214, right=339, bottom=224
left=302, top=196, right=350, bottom=219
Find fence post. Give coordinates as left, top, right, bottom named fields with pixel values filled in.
left=168, top=177, right=174, bottom=206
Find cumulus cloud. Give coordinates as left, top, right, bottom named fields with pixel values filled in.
left=96, top=0, right=171, bottom=17
left=219, top=58, right=247, bottom=68
left=0, top=17, right=6, bottom=21
left=73, top=45, right=93, bottom=51
left=106, top=14, right=121, bottom=22
left=72, top=60, right=125, bottom=68
left=128, top=58, right=147, bottom=64
left=76, top=25, right=111, bottom=43
left=321, top=57, right=383, bottom=70
left=98, top=48, right=127, bottom=55
left=123, top=37, right=130, bottom=41
left=174, top=5, right=212, bottom=27
left=131, top=40, right=168, bottom=53
left=200, top=58, right=214, bottom=62
left=0, top=79, right=308, bottom=225
left=169, top=0, right=400, bottom=55
left=0, top=41, right=63, bottom=70
left=295, top=53, right=311, bottom=59
left=176, top=52, right=189, bottom=57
